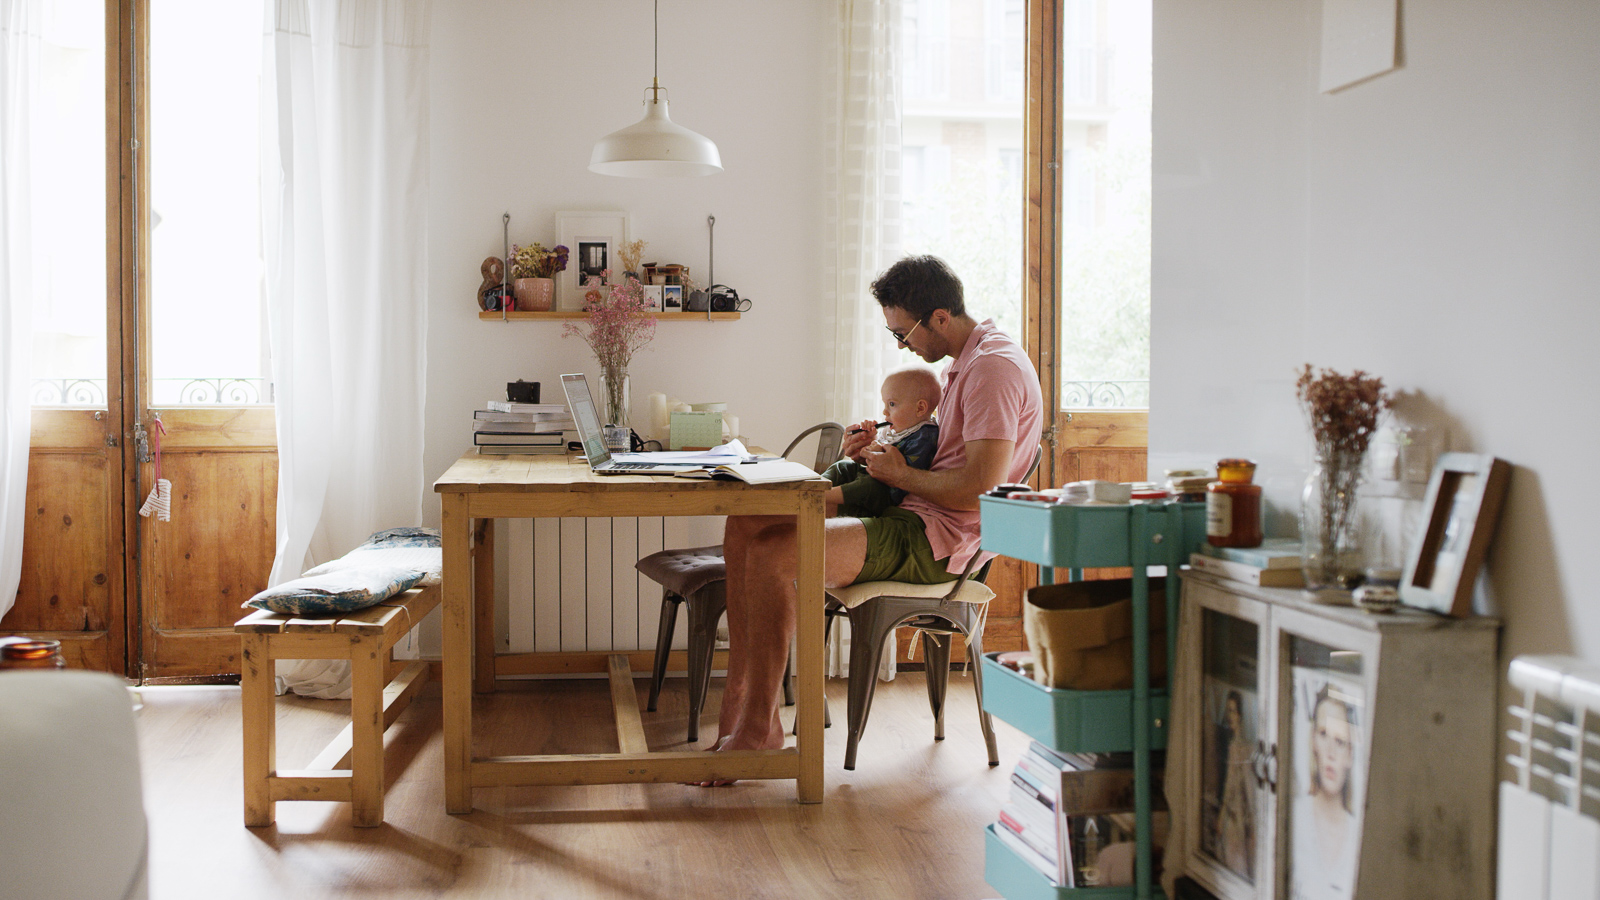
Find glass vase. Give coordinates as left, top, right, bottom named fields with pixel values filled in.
left=1300, top=452, right=1366, bottom=592
left=599, top=368, right=629, bottom=427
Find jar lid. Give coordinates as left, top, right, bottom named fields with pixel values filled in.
left=1215, top=458, right=1258, bottom=483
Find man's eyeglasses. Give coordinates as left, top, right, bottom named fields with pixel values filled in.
left=886, top=317, right=925, bottom=346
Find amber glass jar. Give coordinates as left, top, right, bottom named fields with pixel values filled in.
left=0, top=638, right=66, bottom=670
left=1206, top=458, right=1263, bottom=548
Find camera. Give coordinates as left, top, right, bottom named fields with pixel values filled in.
left=687, top=285, right=750, bottom=313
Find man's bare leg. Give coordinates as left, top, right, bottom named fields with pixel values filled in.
left=716, top=514, right=792, bottom=749
left=713, top=515, right=868, bottom=754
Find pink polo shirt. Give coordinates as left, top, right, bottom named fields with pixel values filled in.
left=900, top=319, right=1043, bottom=575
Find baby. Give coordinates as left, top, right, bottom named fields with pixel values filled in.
left=824, top=366, right=941, bottom=518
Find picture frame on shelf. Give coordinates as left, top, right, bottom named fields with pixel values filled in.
left=640, top=284, right=663, bottom=309
left=662, top=285, right=683, bottom=309
left=1399, top=452, right=1510, bottom=617
left=556, top=210, right=631, bottom=311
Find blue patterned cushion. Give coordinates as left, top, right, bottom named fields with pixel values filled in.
left=242, top=566, right=426, bottom=617
left=360, top=527, right=441, bottom=549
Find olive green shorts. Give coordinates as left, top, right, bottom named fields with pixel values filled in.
left=853, top=507, right=959, bottom=585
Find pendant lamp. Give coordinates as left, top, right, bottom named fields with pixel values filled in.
left=589, top=0, right=723, bottom=177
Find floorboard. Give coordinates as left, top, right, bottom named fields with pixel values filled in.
left=134, top=672, right=1030, bottom=899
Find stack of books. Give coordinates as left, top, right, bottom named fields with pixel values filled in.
left=1189, top=537, right=1304, bottom=587
left=994, top=743, right=1164, bottom=888
left=473, top=402, right=574, bottom=454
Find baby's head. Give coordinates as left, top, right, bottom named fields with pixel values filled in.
left=881, top=366, right=940, bottom=433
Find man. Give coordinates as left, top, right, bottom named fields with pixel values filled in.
left=707, top=255, right=1043, bottom=764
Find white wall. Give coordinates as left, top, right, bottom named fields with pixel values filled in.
left=1151, top=0, right=1600, bottom=662
left=424, top=0, right=830, bottom=517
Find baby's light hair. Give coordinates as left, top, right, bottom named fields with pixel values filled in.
left=885, top=366, right=942, bottom=413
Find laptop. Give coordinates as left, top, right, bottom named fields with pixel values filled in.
left=560, top=373, right=706, bottom=475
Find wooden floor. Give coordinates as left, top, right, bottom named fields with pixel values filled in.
left=136, top=670, right=1030, bottom=899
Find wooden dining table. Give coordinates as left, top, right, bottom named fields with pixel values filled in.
left=434, top=450, right=829, bottom=811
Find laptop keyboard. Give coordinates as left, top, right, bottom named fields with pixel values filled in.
left=608, top=462, right=668, bottom=469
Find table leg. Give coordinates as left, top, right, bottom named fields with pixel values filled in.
left=442, top=492, right=474, bottom=814
left=473, top=518, right=496, bottom=694
left=794, top=489, right=826, bottom=803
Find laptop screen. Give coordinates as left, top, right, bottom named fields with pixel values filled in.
left=560, top=374, right=611, bottom=467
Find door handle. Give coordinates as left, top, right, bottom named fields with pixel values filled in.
left=134, top=422, right=151, bottom=463
left=1265, top=742, right=1278, bottom=791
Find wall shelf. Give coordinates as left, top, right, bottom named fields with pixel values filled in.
left=477, top=310, right=741, bottom=322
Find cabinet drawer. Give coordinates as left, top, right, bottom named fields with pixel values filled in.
left=982, top=654, right=1168, bottom=753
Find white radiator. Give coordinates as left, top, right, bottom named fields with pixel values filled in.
left=500, top=516, right=726, bottom=654
left=1500, top=654, right=1600, bottom=900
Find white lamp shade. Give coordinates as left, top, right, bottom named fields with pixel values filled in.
left=589, top=97, right=722, bottom=177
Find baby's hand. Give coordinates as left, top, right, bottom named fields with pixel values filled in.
left=842, top=419, right=879, bottom=460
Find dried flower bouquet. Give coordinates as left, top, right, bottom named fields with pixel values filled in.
left=564, top=271, right=656, bottom=425
left=1295, top=364, right=1393, bottom=589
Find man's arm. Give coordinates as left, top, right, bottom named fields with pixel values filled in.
left=861, top=438, right=1015, bottom=512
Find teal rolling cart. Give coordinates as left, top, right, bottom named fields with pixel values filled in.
left=978, top=497, right=1206, bottom=900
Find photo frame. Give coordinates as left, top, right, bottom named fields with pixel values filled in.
left=661, top=285, right=683, bottom=309
left=1399, top=453, right=1511, bottom=617
left=556, top=211, right=631, bottom=311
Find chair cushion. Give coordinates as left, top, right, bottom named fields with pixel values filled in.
left=635, top=545, right=727, bottom=597
left=826, top=578, right=995, bottom=610
left=242, top=566, right=427, bottom=616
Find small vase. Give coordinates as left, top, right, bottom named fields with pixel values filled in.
left=599, top=369, right=630, bottom=427
left=1300, top=452, right=1366, bottom=593
left=512, top=277, right=554, bottom=312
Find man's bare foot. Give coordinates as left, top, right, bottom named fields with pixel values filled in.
left=686, top=729, right=786, bottom=787
left=687, top=736, right=739, bottom=787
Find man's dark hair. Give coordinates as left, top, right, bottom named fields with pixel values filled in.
left=870, top=255, right=966, bottom=320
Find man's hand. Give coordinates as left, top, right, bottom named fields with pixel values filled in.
left=881, top=439, right=1016, bottom=511
left=861, top=442, right=910, bottom=486
left=841, top=418, right=880, bottom=462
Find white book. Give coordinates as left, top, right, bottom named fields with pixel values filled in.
left=673, top=459, right=821, bottom=485
left=992, top=823, right=1063, bottom=884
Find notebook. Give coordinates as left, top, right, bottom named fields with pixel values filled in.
left=560, top=373, right=707, bottom=475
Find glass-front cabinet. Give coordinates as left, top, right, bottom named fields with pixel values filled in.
left=1176, top=572, right=1498, bottom=900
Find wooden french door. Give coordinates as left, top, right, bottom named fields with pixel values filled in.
left=4, top=0, right=277, bottom=680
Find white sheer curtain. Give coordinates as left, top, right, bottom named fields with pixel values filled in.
left=822, top=0, right=903, bottom=679
left=822, top=0, right=904, bottom=429
left=0, top=0, right=41, bottom=620
left=261, top=0, right=430, bottom=697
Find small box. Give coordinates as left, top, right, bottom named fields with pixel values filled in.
left=669, top=411, right=723, bottom=450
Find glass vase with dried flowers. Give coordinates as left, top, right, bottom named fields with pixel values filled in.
left=1294, top=364, right=1392, bottom=592
left=564, top=271, right=656, bottom=427
left=507, top=243, right=568, bottom=312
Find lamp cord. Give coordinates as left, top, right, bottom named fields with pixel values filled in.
left=654, top=0, right=659, bottom=84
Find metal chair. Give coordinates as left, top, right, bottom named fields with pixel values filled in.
left=823, top=442, right=1044, bottom=770
left=635, top=422, right=845, bottom=741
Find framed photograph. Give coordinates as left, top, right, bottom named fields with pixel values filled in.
left=640, top=284, right=663, bottom=309
left=556, top=211, right=631, bottom=311
left=1399, top=453, right=1511, bottom=617
left=661, top=284, right=683, bottom=309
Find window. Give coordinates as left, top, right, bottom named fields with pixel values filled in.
left=901, top=0, right=1024, bottom=343
left=147, top=0, right=269, bottom=405
left=1057, top=0, right=1150, bottom=409
left=27, top=0, right=107, bottom=406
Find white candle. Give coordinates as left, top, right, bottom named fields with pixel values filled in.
left=648, top=392, right=669, bottom=441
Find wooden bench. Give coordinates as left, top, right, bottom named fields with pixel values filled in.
left=236, top=583, right=440, bottom=827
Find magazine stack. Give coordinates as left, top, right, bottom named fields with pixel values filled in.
left=992, top=741, right=1167, bottom=888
